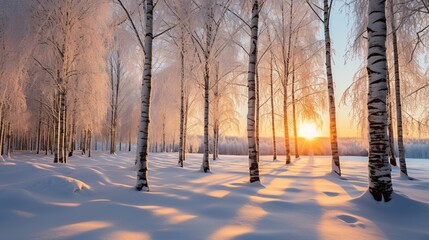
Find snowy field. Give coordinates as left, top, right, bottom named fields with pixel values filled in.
left=1, top=152, right=428, bottom=240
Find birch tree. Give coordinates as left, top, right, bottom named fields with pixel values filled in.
left=367, top=0, right=393, bottom=202
left=389, top=0, right=408, bottom=176
left=190, top=0, right=231, bottom=173
left=306, top=0, right=341, bottom=175
left=247, top=0, right=260, bottom=183
left=135, top=0, right=153, bottom=191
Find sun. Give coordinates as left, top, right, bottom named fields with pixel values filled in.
left=298, top=123, right=319, bottom=140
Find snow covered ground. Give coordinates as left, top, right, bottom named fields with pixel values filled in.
left=0, top=152, right=428, bottom=240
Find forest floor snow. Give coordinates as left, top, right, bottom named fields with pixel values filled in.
left=0, top=152, right=428, bottom=240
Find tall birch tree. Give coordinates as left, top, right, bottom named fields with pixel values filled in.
left=247, top=0, right=260, bottom=183
left=306, top=0, right=341, bottom=175
left=367, top=0, right=393, bottom=202
left=135, top=0, right=153, bottom=191
left=389, top=0, right=408, bottom=176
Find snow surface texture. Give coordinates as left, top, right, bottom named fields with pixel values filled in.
left=0, top=152, right=428, bottom=240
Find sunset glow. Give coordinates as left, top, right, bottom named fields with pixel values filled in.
left=298, top=123, right=319, bottom=140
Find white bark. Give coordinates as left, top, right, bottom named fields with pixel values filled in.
left=324, top=0, right=341, bottom=175
left=178, top=27, right=185, bottom=167
left=136, top=0, right=153, bottom=192
left=367, top=0, right=393, bottom=202
left=389, top=0, right=408, bottom=176
left=247, top=0, right=260, bottom=183
left=269, top=54, right=277, bottom=161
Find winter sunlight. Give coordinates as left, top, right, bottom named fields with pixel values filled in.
left=1, top=0, right=429, bottom=239
left=298, top=123, right=319, bottom=140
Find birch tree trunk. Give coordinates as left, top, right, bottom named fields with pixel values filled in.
left=136, top=0, right=153, bottom=192
left=162, top=114, right=166, bottom=152
left=46, top=123, right=50, bottom=155
left=270, top=54, right=277, bottom=161
left=255, top=68, right=260, bottom=163
left=88, top=129, right=92, bottom=158
left=54, top=92, right=60, bottom=163
left=201, top=56, right=210, bottom=172
left=59, top=92, right=66, bottom=163
left=128, top=130, right=131, bottom=152
left=247, top=0, right=260, bottom=183
left=63, top=96, right=68, bottom=163
left=183, top=96, right=189, bottom=159
left=0, top=110, right=4, bottom=156
left=200, top=29, right=212, bottom=172
left=367, top=0, right=393, bottom=202
left=291, top=63, right=299, bottom=159
left=5, top=122, right=10, bottom=158
left=213, top=63, right=220, bottom=161
left=386, top=68, right=397, bottom=166
left=81, top=129, right=86, bottom=155
left=178, top=27, right=185, bottom=167
left=324, top=0, right=341, bottom=175
left=70, top=100, right=77, bottom=156
left=389, top=0, right=408, bottom=176
left=283, top=1, right=293, bottom=165
left=110, top=59, right=116, bottom=154
left=36, top=101, right=42, bottom=154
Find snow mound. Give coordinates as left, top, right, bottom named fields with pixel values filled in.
left=29, top=175, right=91, bottom=196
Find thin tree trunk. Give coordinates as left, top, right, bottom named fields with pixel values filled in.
left=201, top=48, right=210, bottom=172
left=283, top=1, right=292, bottom=165
left=136, top=0, right=153, bottom=191
left=128, top=130, right=131, bottom=152
left=213, top=62, right=219, bottom=161
left=36, top=101, right=42, bottom=154
left=247, top=0, right=260, bottom=183
left=386, top=67, right=397, bottom=166
left=256, top=67, right=260, bottom=163
left=0, top=112, right=4, bottom=156
left=88, top=130, right=92, bottom=158
left=82, top=129, right=86, bottom=155
left=389, top=0, right=407, bottom=176
left=178, top=27, right=185, bottom=167
left=5, top=122, right=11, bottom=158
left=292, top=62, right=299, bottom=159
left=63, top=95, right=68, bottom=163
left=46, top=124, right=49, bottom=155
left=58, top=92, right=66, bottom=163
left=269, top=54, right=277, bottom=161
left=50, top=117, right=54, bottom=154
left=162, top=114, right=166, bottom=152
left=54, top=92, right=60, bottom=163
left=183, top=96, right=189, bottom=161
left=324, top=0, right=341, bottom=175
left=367, top=0, right=393, bottom=202
left=9, top=129, right=13, bottom=156
left=70, top=98, right=77, bottom=156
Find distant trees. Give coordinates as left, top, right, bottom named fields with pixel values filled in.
left=0, top=6, right=27, bottom=159
left=31, top=0, right=109, bottom=163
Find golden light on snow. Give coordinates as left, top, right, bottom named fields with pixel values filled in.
left=41, top=221, right=113, bottom=239
left=298, top=123, right=319, bottom=140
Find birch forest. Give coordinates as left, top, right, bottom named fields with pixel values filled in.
left=1, top=0, right=429, bottom=238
